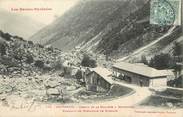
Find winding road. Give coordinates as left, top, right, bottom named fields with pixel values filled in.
left=100, top=80, right=152, bottom=106
left=0, top=77, right=182, bottom=117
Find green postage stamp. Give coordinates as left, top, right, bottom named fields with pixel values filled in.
left=150, top=0, right=181, bottom=26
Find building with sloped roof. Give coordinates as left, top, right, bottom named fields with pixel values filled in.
left=113, top=62, right=174, bottom=87
left=85, top=67, right=113, bottom=92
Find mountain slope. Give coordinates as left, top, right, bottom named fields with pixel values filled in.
left=117, top=26, right=182, bottom=62
left=30, top=0, right=148, bottom=50
left=30, top=0, right=181, bottom=61
left=0, top=30, right=63, bottom=75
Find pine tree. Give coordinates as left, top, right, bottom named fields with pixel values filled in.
left=81, top=54, right=97, bottom=68
left=140, top=55, right=148, bottom=65
left=173, top=42, right=182, bottom=56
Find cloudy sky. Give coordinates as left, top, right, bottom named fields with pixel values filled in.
left=0, top=0, right=80, bottom=25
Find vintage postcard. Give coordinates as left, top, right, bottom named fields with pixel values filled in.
left=0, top=0, right=183, bottom=117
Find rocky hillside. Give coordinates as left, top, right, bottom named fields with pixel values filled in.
left=0, top=30, right=63, bottom=77
left=30, top=0, right=182, bottom=60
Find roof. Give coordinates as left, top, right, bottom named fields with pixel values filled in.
left=159, top=70, right=175, bottom=76
left=89, top=67, right=113, bottom=84
left=113, top=62, right=173, bottom=78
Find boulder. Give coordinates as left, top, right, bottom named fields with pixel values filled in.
left=45, top=80, right=59, bottom=88
left=66, top=86, right=76, bottom=91
left=0, top=94, right=7, bottom=101
left=0, top=85, right=12, bottom=94
left=166, top=102, right=173, bottom=108
left=47, top=88, right=60, bottom=96
left=58, top=72, right=64, bottom=77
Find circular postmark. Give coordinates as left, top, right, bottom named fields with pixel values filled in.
left=150, top=0, right=175, bottom=26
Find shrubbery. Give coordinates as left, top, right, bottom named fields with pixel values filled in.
left=28, top=41, right=34, bottom=45
left=81, top=54, right=97, bottom=68
left=25, top=55, right=34, bottom=64
left=149, top=53, right=172, bottom=70
left=0, top=43, right=6, bottom=56
left=35, top=60, right=44, bottom=68
left=140, top=55, right=148, bottom=65
left=1, top=33, right=12, bottom=41
left=148, top=42, right=183, bottom=71
left=75, top=70, right=82, bottom=81
left=173, top=42, right=182, bottom=56
left=52, top=60, right=63, bottom=70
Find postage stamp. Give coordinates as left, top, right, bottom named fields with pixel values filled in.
left=150, top=0, right=181, bottom=26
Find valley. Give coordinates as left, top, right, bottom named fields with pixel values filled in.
left=0, top=0, right=183, bottom=115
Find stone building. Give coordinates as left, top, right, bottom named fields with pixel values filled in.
left=85, top=67, right=113, bottom=92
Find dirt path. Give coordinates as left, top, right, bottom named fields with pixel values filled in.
left=96, top=80, right=152, bottom=106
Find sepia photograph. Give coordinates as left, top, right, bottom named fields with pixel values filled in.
left=0, top=0, right=183, bottom=117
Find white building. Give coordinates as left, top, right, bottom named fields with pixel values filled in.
left=113, top=62, right=175, bottom=87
